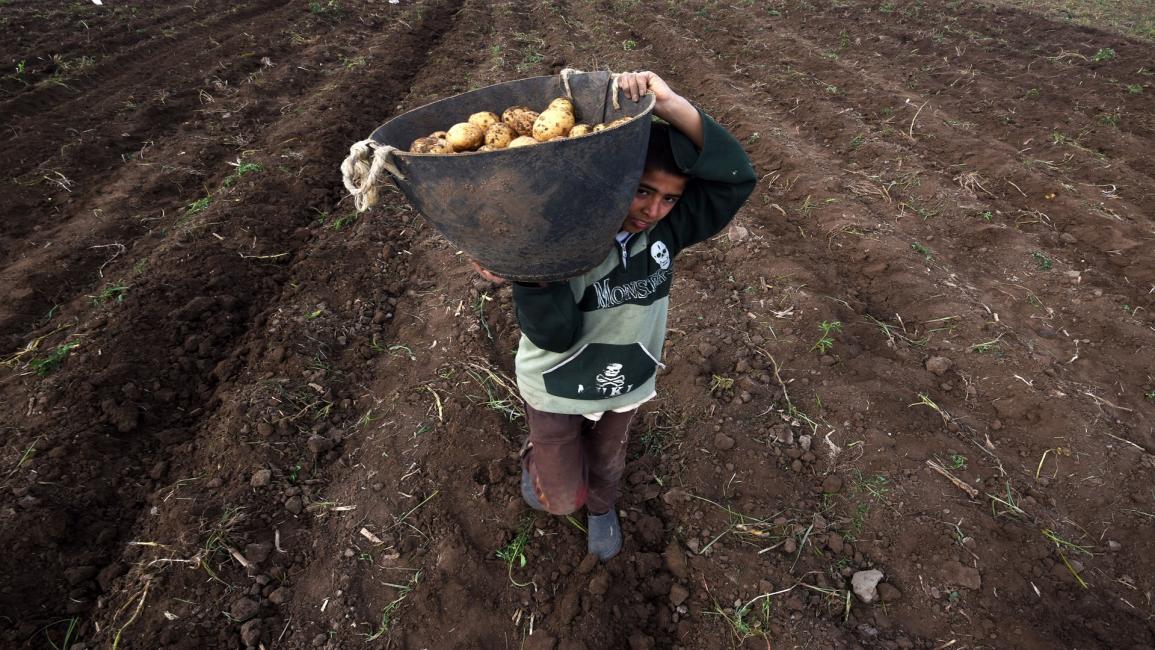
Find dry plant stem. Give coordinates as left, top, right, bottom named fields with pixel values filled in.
left=926, top=459, right=979, bottom=498
left=909, top=100, right=929, bottom=139
left=111, top=584, right=150, bottom=650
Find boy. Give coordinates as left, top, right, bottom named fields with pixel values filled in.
left=478, top=71, right=755, bottom=560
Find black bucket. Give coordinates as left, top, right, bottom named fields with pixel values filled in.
left=367, top=71, right=654, bottom=282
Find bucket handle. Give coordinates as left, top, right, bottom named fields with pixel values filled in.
left=560, top=67, right=624, bottom=111
left=340, top=139, right=404, bottom=212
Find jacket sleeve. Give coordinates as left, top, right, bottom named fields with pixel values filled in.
left=660, top=110, right=757, bottom=256
left=511, top=282, right=583, bottom=353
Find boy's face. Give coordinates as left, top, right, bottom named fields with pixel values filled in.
left=621, top=169, right=687, bottom=233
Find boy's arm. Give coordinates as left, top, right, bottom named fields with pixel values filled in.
left=660, top=111, right=757, bottom=254
left=619, top=71, right=757, bottom=254
left=511, top=282, right=582, bottom=353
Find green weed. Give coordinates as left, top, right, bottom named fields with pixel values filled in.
left=1025, top=87, right=1041, bottom=99
left=810, top=320, right=842, bottom=354
left=43, top=617, right=80, bottom=650
left=988, top=482, right=1028, bottom=519
left=1031, top=251, right=1053, bottom=270
left=911, top=242, right=933, bottom=260
left=91, top=282, right=130, bottom=305
left=710, top=594, right=772, bottom=642
left=1126, top=83, right=1144, bottom=94
left=30, top=341, right=80, bottom=375
left=465, top=363, right=524, bottom=422
left=308, top=0, right=343, bottom=19
left=496, top=517, right=534, bottom=587
left=328, top=211, right=358, bottom=231
left=222, top=160, right=264, bottom=187
left=979, top=210, right=994, bottom=222
left=1090, top=47, right=1116, bottom=63
left=184, top=195, right=212, bottom=215
left=709, top=374, right=735, bottom=394
left=622, top=39, right=638, bottom=51
left=364, top=570, right=421, bottom=640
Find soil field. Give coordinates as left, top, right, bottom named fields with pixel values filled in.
left=2, top=1, right=1154, bottom=648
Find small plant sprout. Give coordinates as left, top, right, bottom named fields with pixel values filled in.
left=709, top=593, right=773, bottom=642
left=222, top=159, right=264, bottom=187
left=911, top=242, right=932, bottom=260
left=184, top=195, right=212, bottom=215
left=811, top=320, right=842, bottom=354
left=622, top=39, right=637, bottom=51
left=988, top=482, right=1028, bottom=519
left=1031, top=251, right=1053, bottom=270
left=364, top=569, right=421, bottom=640
left=1042, top=529, right=1092, bottom=588
left=1025, top=87, right=1041, bottom=99
left=910, top=393, right=951, bottom=425
left=1145, top=389, right=1155, bottom=402
left=709, top=374, right=735, bottom=394
left=979, top=210, right=994, bottom=222
left=29, top=341, right=81, bottom=376
left=496, top=517, right=534, bottom=588
left=1090, top=47, right=1116, bottom=63
left=91, top=282, right=130, bottom=305
left=1126, top=83, right=1143, bottom=94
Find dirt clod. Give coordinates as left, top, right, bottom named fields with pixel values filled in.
left=942, top=561, right=982, bottom=590
left=925, top=356, right=953, bottom=376
left=240, top=619, right=262, bottom=646
left=669, top=584, right=689, bottom=607
left=852, top=569, right=884, bottom=604
left=713, top=433, right=735, bottom=450
left=821, top=475, right=844, bottom=494
left=588, top=572, right=611, bottom=595
left=230, top=597, right=260, bottom=622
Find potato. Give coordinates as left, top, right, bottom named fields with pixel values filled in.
left=485, top=123, right=515, bottom=149
left=591, top=123, right=607, bottom=132
left=446, top=122, right=484, bottom=151
left=569, top=124, right=592, bottom=137
left=508, top=136, right=538, bottom=148
left=477, top=144, right=494, bottom=152
left=607, top=116, right=633, bottom=128
left=502, top=105, right=532, bottom=128
left=510, top=110, right=539, bottom=137
left=532, top=108, right=575, bottom=141
left=430, top=130, right=448, bottom=139
left=468, top=111, right=500, bottom=131
left=409, top=136, right=454, bottom=154
left=547, top=97, right=574, bottom=114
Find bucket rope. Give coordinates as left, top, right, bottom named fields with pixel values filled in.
left=339, top=139, right=403, bottom=212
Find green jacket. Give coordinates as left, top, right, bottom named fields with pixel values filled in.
left=512, top=110, right=756, bottom=414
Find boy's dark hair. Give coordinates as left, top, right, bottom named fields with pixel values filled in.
left=644, top=122, right=689, bottom=178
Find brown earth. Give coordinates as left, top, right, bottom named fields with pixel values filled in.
left=2, top=1, right=1154, bottom=648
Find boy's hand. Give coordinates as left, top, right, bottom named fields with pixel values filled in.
left=616, top=70, right=704, bottom=148
left=470, top=259, right=506, bottom=286
left=617, top=71, right=676, bottom=107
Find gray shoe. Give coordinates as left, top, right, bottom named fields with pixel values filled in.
left=587, top=509, right=622, bottom=560
left=521, top=465, right=545, bottom=511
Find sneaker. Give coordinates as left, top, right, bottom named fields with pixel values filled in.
left=587, top=509, right=622, bottom=560
left=521, top=465, right=545, bottom=511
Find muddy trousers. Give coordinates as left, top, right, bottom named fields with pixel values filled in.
left=522, top=403, right=636, bottom=516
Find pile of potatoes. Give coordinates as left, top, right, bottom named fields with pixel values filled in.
left=408, top=97, right=634, bottom=154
